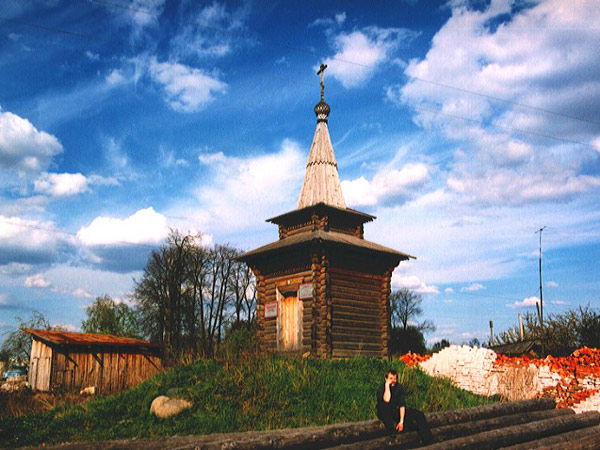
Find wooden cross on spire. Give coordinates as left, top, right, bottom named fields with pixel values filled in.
left=317, top=63, right=327, bottom=101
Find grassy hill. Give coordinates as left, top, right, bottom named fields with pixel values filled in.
left=0, top=356, right=497, bottom=448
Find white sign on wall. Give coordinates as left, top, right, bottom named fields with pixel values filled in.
left=264, top=302, right=278, bottom=318
left=298, top=283, right=312, bottom=299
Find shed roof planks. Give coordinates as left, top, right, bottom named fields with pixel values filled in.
left=23, top=328, right=162, bottom=350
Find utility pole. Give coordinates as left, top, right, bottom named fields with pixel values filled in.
left=536, top=226, right=546, bottom=355
left=536, top=226, right=546, bottom=328
left=519, top=313, right=524, bottom=341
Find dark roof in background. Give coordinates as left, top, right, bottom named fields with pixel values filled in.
left=267, top=202, right=375, bottom=225
left=23, top=329, right=162, bottom=349
left=490, top=339, right=542, bottom=356
left=239, top=229, right=414, bottom=261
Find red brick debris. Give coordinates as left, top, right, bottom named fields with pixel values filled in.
left=493, top=347, right=600, bottom=379
left=399, top=352, right=431, bottom=367
left=400, top=347, right=600, bottom=409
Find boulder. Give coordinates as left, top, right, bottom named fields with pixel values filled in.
left=150, top=395, right=192, bottom=419
left=80, top=386, right=96, bottom=396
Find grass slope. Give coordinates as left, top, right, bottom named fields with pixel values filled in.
left=0, top=357, right=497, bottom=448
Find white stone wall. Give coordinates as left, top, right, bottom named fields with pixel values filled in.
left=419, top=345, right=499, bottom=396
left=417, top=345, right=600, bottom=413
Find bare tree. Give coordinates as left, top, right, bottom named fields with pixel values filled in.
left=228, top=254, right=256, bottom=325
left=133, top=230, right=255, bottom=359
left=132, top=230, right=190, bottom=357
left=390, top=287, right=436, bottom=332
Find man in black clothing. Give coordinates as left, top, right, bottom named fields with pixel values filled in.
left=376, top=369, right=434, bottom=445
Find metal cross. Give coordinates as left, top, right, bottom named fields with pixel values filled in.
left=317, top=63, right=327, bottom=100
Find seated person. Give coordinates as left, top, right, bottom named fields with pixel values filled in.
left=376, top=369, right=434, bottom=445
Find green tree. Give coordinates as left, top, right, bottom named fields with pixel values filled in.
left=1, top=311, right=50, bottom=366
left=81, top=295, right=139, bottom=337
left=430, top=339, right=451, bottom=353
left=497, top=305, right=600, bottom=356
left=389, top=325, right=427, bottom=355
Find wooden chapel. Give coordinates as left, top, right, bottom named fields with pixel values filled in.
left=239, top=65, right=413, bottom=358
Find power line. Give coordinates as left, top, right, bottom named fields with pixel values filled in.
left=404, top=76, right=600, bottom=127
left=0, top=16, right=90, bottom=38
left=408, top=103, right=600, bottom=151
left=25, top=0, right=600, bottom=129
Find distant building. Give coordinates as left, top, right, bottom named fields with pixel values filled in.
left=24, top=329, right=163, bottom=394
left=490, top=339, right=543, bottom=357
left=239, top=65, right=413, bottom=358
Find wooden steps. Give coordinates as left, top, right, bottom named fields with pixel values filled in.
left=43, top=399, right=600, bottom=449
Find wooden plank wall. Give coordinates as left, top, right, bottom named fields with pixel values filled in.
left=29, top=339, right=52, bottom=391
left=49, top=347, right=162, bottom=394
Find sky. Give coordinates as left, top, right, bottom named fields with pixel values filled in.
left=1, top=0, right=599, bottom=347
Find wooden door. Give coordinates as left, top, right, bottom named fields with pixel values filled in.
left=37, top=356, right=51, bottom=391
left=30, top=357, right=39, bottom=390
left=280, top=295, right=301, bottom=351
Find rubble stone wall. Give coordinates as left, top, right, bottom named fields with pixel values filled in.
left=416, top=345, right=600, bottom=413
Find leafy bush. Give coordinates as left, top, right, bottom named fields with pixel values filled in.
left=389, top=325, right=427, bottom=355
left=498, top=305, right=600, bottom=356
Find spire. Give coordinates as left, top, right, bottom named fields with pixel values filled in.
left=297, top=64, right=347, bottom=210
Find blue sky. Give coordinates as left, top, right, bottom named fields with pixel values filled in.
left=1, top=0, right=599, bottom=346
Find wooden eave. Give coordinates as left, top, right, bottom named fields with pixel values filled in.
left=23, top=329, right=163, bottom=352
left=267, top=202, right=375, bottom=227
left=238, top=229, right=414, bottom=263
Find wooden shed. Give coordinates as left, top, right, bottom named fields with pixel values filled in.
left=239, top=67, right=414, bottom=358
left=24, top=329, right=163, bottom=394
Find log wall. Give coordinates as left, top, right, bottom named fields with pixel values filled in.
left=329, top=266, right=386, bottom=358
left=252, top=245, right=399, bottom=359
left=254, top=247, right=315, bottom=355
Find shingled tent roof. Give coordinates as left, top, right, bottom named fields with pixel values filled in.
left=296, top=67, right=346, bottom=210
left=239, top=230, right=414, bottom=261
left=23, top=329, right=162, bottom=349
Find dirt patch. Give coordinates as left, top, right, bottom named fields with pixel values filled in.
left=0, top=389, right=90, bottom=419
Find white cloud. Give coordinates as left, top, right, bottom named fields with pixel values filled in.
left=85, top=51, right=99, bottom=61
left=149, top=58, right=227, bottom=112
left=112, top=0, right=165, bottom=32
left=551, top=300, right=567, bottom=306
left=24, top=273, right=52, bottom=289
left=342, top=162, right=430, bottom=207
left=77, top=207, right=169, bottom=246
left=171, top=2, right=248, bottom=59
left=72, top=287, right=93, bottom=299
left=323, top=26, right=416, bottom=88
left=444, top=287, right=454, bottom=293
left=509, top=296, right=539, bottom=309
left=335, top=12, right=346, bottom=26
left=392, top=274, right=439, bottom=294
left=394, top=0, right=600, bottom=206
left=0, top=216, right=75, bottom=266
left=546, top=281, right=558, bottom=288
left=34, top=172, right=88, bottom=197
left=106, top=69, right=127, bottom=85
left=461, top=283, right=485, bottom=292
left=54, top=323, right=79, bottom=332
left=0, top=110, right=63, bottom=172
left=168, top=140, right=304, bottom=236
left=447, top=163, right=600, bottom=206
left=198, top=151, right=227, bottom=165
